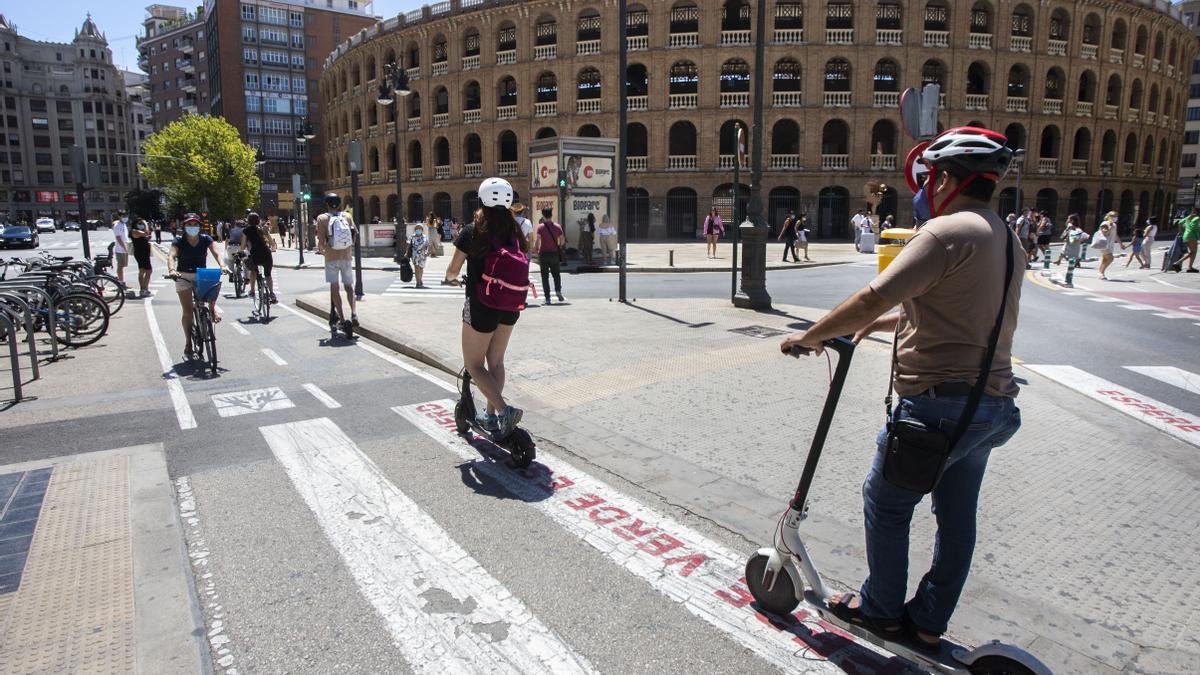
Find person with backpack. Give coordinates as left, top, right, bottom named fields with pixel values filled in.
left=316, top=192, right=359, bottom=330
left=703, top=208, right=724, bottom=258
left=535, top=207, right=567, bottom=304
left=443, top=177, right=534, bottom=439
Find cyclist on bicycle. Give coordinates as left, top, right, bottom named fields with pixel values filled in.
left=242, top=212, right=277, bottom=304
left=166, top=213, right=227, bottom=359
left=224, top=219, right=245, bottom=279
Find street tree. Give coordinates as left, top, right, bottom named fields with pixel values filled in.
left=140, top=115, right=259, bottom=221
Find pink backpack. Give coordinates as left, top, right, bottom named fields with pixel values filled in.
left=477, top=236, right=535, bottom=311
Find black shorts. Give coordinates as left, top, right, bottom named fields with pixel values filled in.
left=133, top=248, right=152, bottom=270
left=1036, top=234, right=1052, bottom=246
left=462, top=295, right=519, bottom=333
left=250, top=257, right=273, bottom=277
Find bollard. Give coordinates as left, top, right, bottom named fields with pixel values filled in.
left=1043, top=246, right=1052, bottom=271
left=1064, top=257, right=1076, bottom=287
left=669, top=250, right=674, bottom=267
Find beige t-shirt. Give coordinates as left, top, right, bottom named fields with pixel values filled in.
left=869, top=208, right=1024, bottom=398
left=315, top=211, right=355, bottom=262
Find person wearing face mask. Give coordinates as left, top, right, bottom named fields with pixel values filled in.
left=166, top=214, right=228, bottom=360
left=408, top=223, right=431, bottom=288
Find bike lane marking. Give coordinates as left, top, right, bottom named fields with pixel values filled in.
left=260, top=348, right=287, bottom=366
left=394, top=400, right=908, bottom=675
left=1025, top=365, right=1200, bottom=448
left=1124, top=366, right=1200, bottom=397
left=143, top=297, right=197, bottom=430
left=259, top=417, right=596, bottom=675
left=302, top=382, right=341, bottom=408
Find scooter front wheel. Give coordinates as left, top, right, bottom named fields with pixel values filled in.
left=507, top=429, right=536, bottom=469
left=967, top=656, right=1038, bottom=675
left=453, top=400, right=471, bottom=435
left=744, top=552, right=800, bottom=616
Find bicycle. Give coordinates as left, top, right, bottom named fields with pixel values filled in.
left=20, top=251, right=124, bottom=315
left=230, top=250, right=248, bottom=298
left=166, top=271, right=219, bottom=376
left=0, top=259, right=110, bottom=347
left=249, top=260, right=272, bottom=322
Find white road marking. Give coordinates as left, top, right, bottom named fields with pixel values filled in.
left=1117, top=305, right=1158, bottom=311
left=1125, top=366, right=1200, bottom=396
left=261, top=348, right=287, bottom=366
left=230, top=322, right=251, bottom=336
left=1152, top=312, right=1197, bottom=320
left=260, top=418, right=595, bottom=674
left=211, top=387, right=294, bottom=417
left=395, top=400, right=891, bottom=673
left=1086, top=296, right=1122, bottom=303
left=1025, top=365, right=1200, bottom=449
left=143, top=298, right=197, bottom=430
left=302, top=382, right=341, bottom=408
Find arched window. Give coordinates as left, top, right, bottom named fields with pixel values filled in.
left=876, top=1, right=901, bottom=32
left=1077, top=71, right=1096, bottom=104
left=432, top=35, right=448, bottom=65
left=498, top=130, right=518, bottom=162
left=369, top=146, right=380, bottom=172
left=1101, top=130, right=1117, bottom=163
left=498, top=76, right=517, bottom=107
left=408, top=140, right=423, bottom=168
left=1039, top=125, right=1061, bottom=160
left=969, top=2, right=992, bottom=36
left=669, top=61, right=699, bottom=95
left=367, top=104, right=378, bottom=127
left=464, top=28, right=481, bottom=57
left=536, top=127, right=557, bottom=139
left=434, top=87, right=449, bottom=115
left=871, top=119, right=897, bottom=156
left=771, top=119, right=800, bottom=156
left=1142, top=135, right=1154, bottom=167
left=577, top=67, right=601, bottom=100
left=826, top=2, right=853, bottom=30
left=1135, top=26, right=1149, bottom=56
left=628, top=123, right=649, bottom=157
left=353, top=106, right=363, bottom=131
left=578, top=124, right=602, bottom=137
left=1148, top=84, right=1159, bottom=115
left=1112, top=19, right=1128, bottom=52
left=874, top=59, right=899, bottom=92
left=720, top=59, right=750, bottom=93
left=536, top=72, right=557, bottom=103
left=1106, top=75, right=1122, bottom=107
left=406, top=41, right=420, bottom=68
left=721, top=0, right=751, bottom=31
left=627, top=64, right=649, bottom=97
left=434, top=137, right=450, bottom=167
left=821, top=120, right=849, bottom=156
left=464, top=134, right=482, bottom=165
left=669, top=121, right=698, bottom=157
left=922, top=60, right=946, bottom=89
left=577, top=8, right=601, bottom=44
left=670, top=1, right=700, bottom=37
left=1011, top=4, right=1033, bottom=38
left=1007, top=65, right=1029, bottom=98
left=823, top=58, right=851, bottom=92
left=1003, top=123, right=1026, bottom=152
left=1073, top=128, right=1091, bottom=161
left=1124, top=133, right=1138, bottom=165
left=534, top=16, right=556, bottom=47
left=1082, top=14, right=1101, bottom=46
left=386, top=142, right=397, bottom=171
left=408, top=92, right=421, bottom=120
left=1169, top=38, right=1178, bottom=67
left=719, top=119, right=748, bottom=156
left=351, top=62, right=361, bottom=88
left=966, top=62, right=988, bottom=95
left=1048, top=9, right=1069, bottom=42
left=773, top=58, right=802, bottom=93
left=1130, top=79, right=1143, bottom=110
left=366, top=55, right=377, bottom=81
left=497, top=21, right=517, bottom=54
left=774, top=1, right=803, bottom=35
left=463, top=81, right=481, bottom=111
left=1153, top=32, right=1164, bottom=61
left=924, top=1, right=950, bottom=33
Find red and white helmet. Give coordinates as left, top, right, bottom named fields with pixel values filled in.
left=920, top=126, right=1013, bottom=182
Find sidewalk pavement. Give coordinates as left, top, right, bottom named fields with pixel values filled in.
left=296, top=291, right=1200, bottom=674
left=0, top=445, right=206, bottom=674
left=263, top=240, right=868, bottom=273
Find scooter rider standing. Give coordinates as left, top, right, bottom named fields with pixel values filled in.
left=780, top=127, right=1024, bottom=653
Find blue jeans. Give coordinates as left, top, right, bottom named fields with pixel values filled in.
left=858, top=392, right=1021, bottom=634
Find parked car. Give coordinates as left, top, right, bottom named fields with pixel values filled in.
left=0, top=225, right=39, bottom=248
left=86, top=219, right=105, bottom=230
left=35, top=217, right=57, bottom=233
left=62, top=221, right=81, bottom=231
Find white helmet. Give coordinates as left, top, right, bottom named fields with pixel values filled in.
left=479, top=177, right=514, bottom=208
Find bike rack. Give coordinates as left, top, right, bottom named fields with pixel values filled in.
left=0, top=297, right=37, bottom=381
left=0, top=285, right=59, bottom=360
left=0, top=312, right=20, bottom=401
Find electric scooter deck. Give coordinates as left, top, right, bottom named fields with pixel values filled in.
left=453, top=368, right=536, bottom=469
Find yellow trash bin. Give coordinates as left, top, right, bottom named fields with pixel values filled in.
left=877, top=227, right=917, bottom=273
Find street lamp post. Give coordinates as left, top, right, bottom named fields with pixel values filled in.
left=1098, top=160, right=1113, bottom=230
left=1011, top=148, right=1026, bottom=215
left=254, top=147, right=265, bottom=214
left=377, top=62, right=411, bottom=261
left=296, top=118, right=316, bottom=267
left=732, top=0, right=771, bottom=309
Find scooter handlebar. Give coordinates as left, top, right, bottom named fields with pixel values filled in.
left=786, top=336, right=856, bottom=358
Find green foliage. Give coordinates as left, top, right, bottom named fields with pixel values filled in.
left=124, top=188, right=164, bottom=222
left=140, top=115, right=260, bottom=221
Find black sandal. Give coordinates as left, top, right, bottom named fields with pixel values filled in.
left=902, top=610, right=943, bottom=655
left=829, top=594, right=903, bottom=640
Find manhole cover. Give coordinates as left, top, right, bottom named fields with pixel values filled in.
left=728, top=325, right=788, bottom=339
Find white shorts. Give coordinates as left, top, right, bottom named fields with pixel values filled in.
left=325, top=258, right=353, bottom=285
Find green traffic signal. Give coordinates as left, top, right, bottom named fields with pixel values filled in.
left=302, top=192, right=311, bottom=201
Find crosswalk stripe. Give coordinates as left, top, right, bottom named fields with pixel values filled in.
left=1153, top=312, right=1196, bottom=319
left=230, top=323, right=250, bottom=336
left=1025, top=365, right=1200, bottom=449
left=260, top=348, right=287, bottom=366
left=260, top=418, right=595, bottom=674
left=301, top=382, right=341, bottom=408
left=1086, top=297, right=1122, bottom=303
left=1125, top=366, right=1200, bottom=396
left=1117, top=305, right=1157, bottom=311
left=395, top=400, right=885, bottom=673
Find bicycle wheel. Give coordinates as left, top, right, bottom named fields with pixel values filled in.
left=199, top=308, right=218, bottom=375
left=56, top=292, right=110, bottom=347
left=91, top=273, right=126, bottom=315
left=233, top=263, right=245, bottom=298
left=258, top=283, right=271, bottom=321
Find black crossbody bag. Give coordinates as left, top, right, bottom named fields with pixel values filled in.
left=882, top=222, right=1015, bottom=494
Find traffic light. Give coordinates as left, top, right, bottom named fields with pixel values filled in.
left=302, top=192, right=311, bottom=202
left=558, top=176, right=568, bottom=201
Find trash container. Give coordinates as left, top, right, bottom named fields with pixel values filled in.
left=877, top=228, right=916, bottom=273
left=859, top=232, right=876, bottom=254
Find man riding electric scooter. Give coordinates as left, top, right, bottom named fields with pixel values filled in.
left=779, top=127, right=1025, bottom=655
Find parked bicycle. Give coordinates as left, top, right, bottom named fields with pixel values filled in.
left=0, top=257, right=111, bottom=347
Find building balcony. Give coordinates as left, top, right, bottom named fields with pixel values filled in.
left=1152, top=58, right=1161, bottom=72
left=773, top=28, right=803, bottom=44
left=577, top=98, right=601, bottom=114
left=773, top=91, right=802, bottom=107
left=965, top=94, right=989, bottom=110
left=408, top=117, right=421, bottom=131
left=875, top=29, right=901, bottom=46
left=462, top=55, right=480, bottom=70
left=1005, top=96, right=1028, bottom=113
left=369, top=171, right=382, bottom=183
left=496, top=49, right=516, bottom=65
left=1133, top=53, right=1145, bottom=68
left=968, top=33, right=992, bottom=50
left=463, top=109, right=481, bottom=124
left=496, top=104, right=517, bottom=120
left=1146, top=111, right=1156, bottom=125
left=183, top=104, right=198, bottom=115
left=367, top=124, right=379, bottom=138
left=410, top=168, right=423, bottom=181
left=1141, top=165, right=1152, bottom=178
left=669, top=93, right=697, bottom=109
left=1110, top=48, right=1125, bottom=65
left=871, top=154, right=898, bottom=171
left=534, top=101, right=557, bottom=116
left=873, top=91, right=899, bottom=108
left=627, top=35, right=648, bottom=51
left=179, top=40, right=194, bottom=55
left=434, top=165, right=450, bottom=180
left=432, top=113, right=449, bottom=127
left=387, top=170, right=397, bottom=181
left=824, top=91, right=851, bottom=107
left=626, top=95, right=647, bottom=111
left=179, top=59, right=195, bottom=73
left=923, top=30, right=949, bottom=48
left=826, top=28, right=853, bottom=45
left=431, top=61, right=448, bottom=77
left=1168, top=64, right=1176, bottom=78
left=668, top=32, right=698, bottom=48
left=821, top=154, right=849, bottom=170
left=718, top=154, right=736, bottom=169
left=1071, top=159, right=1089, bottom=175
left=1080, top=44, right=1099, bottom=60
left=1124, top=162, right=1135, bottom=176
left=1126, top=108, right=1140, bottom=123
left=533, top=45, right=556, bottom=60
left=386, top=121, right=396, bottom=134
left=464, top=162, right=482, bottom=178
left=627, top=156, right=647, bottom=172
left=1047, top=39, right=1067, bottom=56
left=497, top=161, right=517, bottom=176
left=721, top=29, right=751, bottom=46
left=720, top=92, right=749, bottom=108
left=667, top=155, right=697, bottom=170
left=138, top=53, right=150, bottom=70
left=770, top=154, right=800, bottom=170
left=406, top=66, right=420, bottom=81
left=1075, top=101, right=1093, bottom=117
left=576, top=39, right=600, bottom=56
left=1103, top=104, right=1119, bottom=120
left=1010, top=35, right=1032, bottom=52
left=1037, top=158, right=1057, bottom=174
left=182, top=79, right=197, bottom=94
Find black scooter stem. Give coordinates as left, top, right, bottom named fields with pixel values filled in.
left=789, top=337, right=856, bottom=511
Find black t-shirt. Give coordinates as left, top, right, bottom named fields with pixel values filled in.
left=243, top=224, right=272, bottom=263
left=131, top=222, right=151, bottom=254
left=455, top=226, right=484, bottom=301
left=173, top=234, right=213, bottom=272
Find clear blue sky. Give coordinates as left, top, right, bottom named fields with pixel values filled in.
left=2, top=1, right=421, bottom=73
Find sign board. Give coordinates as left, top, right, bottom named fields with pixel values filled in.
left=531, top=191, right=558, bottom=223
left=367, top=223, right=396, bottom=247
left=347, top=141, right=362, bottom=173
left=904, top=142, right=931, bottom=195
left=279, top=191, right=294, bottom=209
left=900, top=88, right=922, bottom=141
left=531, top=156, right=558, bottom=189
left=564, top=194, right=608, bottom=242
left=35, top=191, right=60, bottom=203
left=564, top=155, right=614, bottom=189
left=900, top=85, right=940, bottom=141
left=919, top=83, right=940, bottom=138
left=64, top=193, right=78, bottom=203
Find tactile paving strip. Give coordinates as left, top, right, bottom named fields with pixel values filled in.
left=0, top=456, right=134, bottom=674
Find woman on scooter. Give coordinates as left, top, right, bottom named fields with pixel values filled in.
left=443, top=177, right=528, bottom=438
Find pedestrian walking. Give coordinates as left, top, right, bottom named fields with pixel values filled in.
left=703, top=208, right=724, bottom=258
left=1035, top=213, right=1054, bottom=260
left=535, top=208, right=566, bottom=304
left=1124, top=226, right=1147, bottom=269
left=111, top=210, right=130, bottom=289
left=852, top=209, right=868, bottom=250
left=1014, top=208, right=1033, bottom=267
left=578, top=211, right=596, bottom=264
left=154, top=221, right=162, bottom=244
left=316, top=193, right=358, bottom=329
left=130, top=218, right=153, bottom=297
left=1182, top=208, right=1200, bottom=273
left=597, top=213, right=617, bottom=265
left=1095, top=211, right=1120, bottom=280
left=778, top=209, right=800, bottom=262
left=796, top=214, right=811, bottom=261
left=780, top=126, right=1023, bottom=652
left=1141, top=217, right=1158, bottom=269
left=512, top=202, right=536, bottom=253
left=408, top=222, right=430, bottom=288
left=1054, top=214, right=1088, bottom=265
left=424, top=212, right=443, bottom=257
